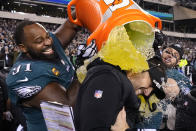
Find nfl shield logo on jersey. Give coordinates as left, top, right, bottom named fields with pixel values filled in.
left=94, top=90, right=103, bottom=99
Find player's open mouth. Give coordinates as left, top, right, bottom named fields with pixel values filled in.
left=164, top=57, right=171, bottom=63
left=43, top=48, right=54, bottom=55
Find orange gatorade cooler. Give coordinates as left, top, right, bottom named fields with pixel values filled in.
left=67, top=0, right=162, bottom=51
left=69, top=0, right=163, bottom=82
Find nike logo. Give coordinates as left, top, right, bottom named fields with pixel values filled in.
left=16, top=77, right=29, bottom=83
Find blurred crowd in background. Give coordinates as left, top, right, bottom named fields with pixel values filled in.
left=0, top=16, right=196, bottom=131
left=0, top=18, right=195, bottom=68
left=0, top=18, right=91, bottom=67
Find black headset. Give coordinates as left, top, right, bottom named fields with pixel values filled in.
left=143, top=92, right=157, bottom=112
left=147, top=100, right=157, bottom=112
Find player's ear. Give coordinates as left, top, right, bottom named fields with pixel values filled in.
left=176, top=59, right=181, bottom=66
left=18, top=44, right=28, bottom=53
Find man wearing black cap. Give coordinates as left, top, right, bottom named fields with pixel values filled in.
left=161, top=44, right=184, bottom=68
left=161, top=44, right=191, bottom=95
left=161, top=45, right=196, bottom=131
left=160, top=44, right=192, bottom=131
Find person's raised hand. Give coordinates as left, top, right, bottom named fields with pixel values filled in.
left=163, top=78, right=180, bottom=100
left=3, top=111, right=13, bottom=121
left=111, top=107, right=129, bottom=131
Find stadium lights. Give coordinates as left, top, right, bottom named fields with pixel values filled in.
left=21, top=2, right=38, bottom=6
left=17, top=12, right=26, bottom=15
left=41, top=15, right=50, bottom=17
left=57, top=7, right=63, bottom=10
left=13, top=2, right=21, bottom=4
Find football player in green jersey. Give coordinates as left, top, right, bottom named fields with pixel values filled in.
left=6, top=13, right=80, bottom=131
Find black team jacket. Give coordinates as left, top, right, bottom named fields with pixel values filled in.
left=74, top=58, right=140, bottom=131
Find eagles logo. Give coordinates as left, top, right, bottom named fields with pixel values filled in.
left=52, top=68, right=60, bottom=76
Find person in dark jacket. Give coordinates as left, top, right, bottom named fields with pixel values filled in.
left=173, top=88, right=196, bottom=131
left=160, top=44, right=192, bottom=131
left=74, top=58, right=140, bottom=131
left=0, top=78, right=8, bottom=130
left=111, top=56, right=168, bottom=131
left=127, top=56, right=167, bottom=130
left=74, top=25, right=155, bottom=131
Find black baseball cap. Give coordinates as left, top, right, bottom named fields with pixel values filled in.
left=168, top=44, right=184, bottom=59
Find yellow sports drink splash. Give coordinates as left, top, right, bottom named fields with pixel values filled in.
left=68, top=0, right=162, bottom=81
left=98, top=25, right=149, bottom=72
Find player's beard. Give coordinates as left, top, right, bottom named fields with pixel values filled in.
left=27, top=46, right=58, bottom=60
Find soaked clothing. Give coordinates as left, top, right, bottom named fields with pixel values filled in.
left=174, top=91, right=196, bottom=131
left=166, top=68, right=192, bottom=92
left=135, top=94, right=162, bottom=129
left=163, top=68, right=192, bottom=130
left=74, top=58, right=140, bottom=131
left=6, top=33, right=75, bottom=131
left=134, top=56, right=166, bottom=129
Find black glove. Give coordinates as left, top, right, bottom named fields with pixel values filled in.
left=153, top=30, right=165, bottom=57
left=75, top=41, right=97, bottom=68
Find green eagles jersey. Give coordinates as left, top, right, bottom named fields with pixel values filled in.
left=7, top=59, right=74, bottom=104
left=6, top=33, right=75, bottom=131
